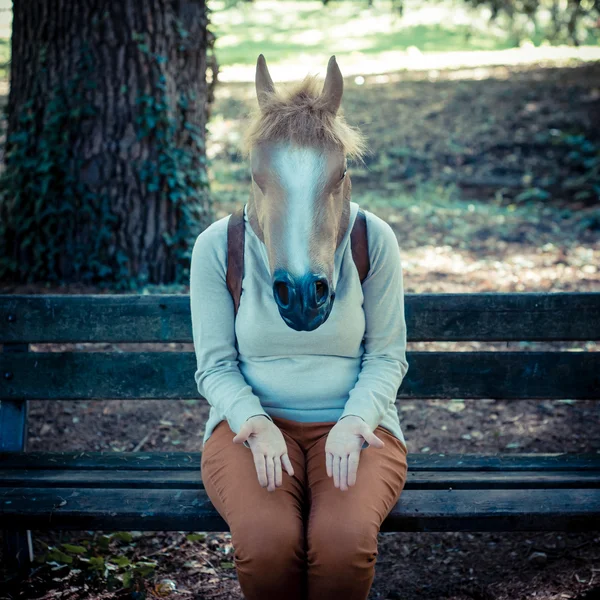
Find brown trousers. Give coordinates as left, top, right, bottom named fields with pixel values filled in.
left=201, top=414, right=409, bottom=600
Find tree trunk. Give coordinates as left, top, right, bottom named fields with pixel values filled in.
left=1, top=0, right=215, bottom=288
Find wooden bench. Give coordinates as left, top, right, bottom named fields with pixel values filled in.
left=1, top=292, right=600, bottom=570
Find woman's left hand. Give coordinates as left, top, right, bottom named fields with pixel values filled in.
left=325, top=416, right=385, bottom=491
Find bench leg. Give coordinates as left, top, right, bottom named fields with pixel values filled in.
left=3, top=531, right=33, bottom=569
left=1, top=343, right=34, bottom=572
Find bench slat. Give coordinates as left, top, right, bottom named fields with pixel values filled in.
left=0, top=487, right=597, bottom=532
left=2, top=452, right=600, bottom=471
left=1, top=293, right=598, bottom=343
left=2, top=469, right=599, bottom=490
left=2, top=351, right=598, bottom=400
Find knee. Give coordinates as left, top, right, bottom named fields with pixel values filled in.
left=307, top=516, right=378, bottom=572
left=231, top=513, right=305, bottom=570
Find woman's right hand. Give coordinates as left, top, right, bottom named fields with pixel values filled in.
left=232, top=416, right=295, bottom=492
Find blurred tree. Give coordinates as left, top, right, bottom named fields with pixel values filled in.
left=0, top=0, right=216, bottom=289
left=464, top=0, right=599, bottom=45
left=317, top=0, right=599, bottom=44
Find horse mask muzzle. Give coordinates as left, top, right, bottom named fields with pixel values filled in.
left=272, top=269, right=335, bottom=331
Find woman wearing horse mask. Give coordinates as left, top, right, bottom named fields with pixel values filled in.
left=190, top=54, right=409, bottom=600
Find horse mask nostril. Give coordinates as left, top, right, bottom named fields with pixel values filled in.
left=314, top=279, right=329, bottom=306
left=274, top=281, right=291, bottom=308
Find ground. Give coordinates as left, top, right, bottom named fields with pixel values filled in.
left=1, top=13, right=600, bottom=600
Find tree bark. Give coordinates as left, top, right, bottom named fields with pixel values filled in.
left=1, top=0, right=214, bottom=287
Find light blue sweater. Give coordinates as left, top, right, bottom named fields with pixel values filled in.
left=190, top=200, right=409, bottom=449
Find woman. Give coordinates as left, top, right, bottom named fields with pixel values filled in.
left=190, top=55, right=409, bottom=600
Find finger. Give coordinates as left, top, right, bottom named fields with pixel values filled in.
left=348, top=451, right=360, bottom=486
left=266, top=454, right=276, bottom=492
left=340, top=454, right=349, bottom=491
left=232, top=424, right=249, bottom=445
left=253, top=451, right=268, bottom=487
left=281, top=453, right=295, bottom=477
left=364, top=430, right=385, bottom=449
left=326, top=452, right=333, bottom=478
left=333, top=455, right=341, bottom=488
left=275, top=455, right=283, bottom=488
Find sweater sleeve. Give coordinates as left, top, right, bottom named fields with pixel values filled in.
left=190, top=217, right=274, bottom=447
left=337, top=211, right=409, bottom=442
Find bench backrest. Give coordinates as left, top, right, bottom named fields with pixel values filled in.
left=1, top=293, right=599, bottom=404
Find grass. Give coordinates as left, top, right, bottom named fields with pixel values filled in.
left=208, top=0, right=516, bottom=67
left=0, top=2, right=10, bottom=83
left=0, top=38, right=9, bottom=81
left=207, top=0, right=600, bottom=72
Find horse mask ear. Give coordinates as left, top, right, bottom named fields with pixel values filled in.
left=321, top=55, right=343, bottom=115
left=256, top=54, right=275, bottom=111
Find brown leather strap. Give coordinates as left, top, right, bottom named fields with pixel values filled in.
left=226, top=206, right=370, bottom=317
left=226, top=206, right=245, bottom=317
left=351, top=208, right=370, bottom=284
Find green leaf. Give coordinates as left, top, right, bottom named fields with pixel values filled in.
left=47, top=549, right=73, bottom=564
left=62, top=544, right=87, bottom=554
left=110, top=555, right=131, bottom=568
left=111, top=531, right=133, bottom=543
left=122, top=570, right=134, bottom=588
left=135, top=561, right=157, bottom=568
left=134, top=561, right=157, bottom=578
left=88, top=556, right=105, bottom=571
left=186, top=533, right=206, bottom=543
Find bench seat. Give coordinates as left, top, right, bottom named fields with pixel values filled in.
left=1, top=292, right=599, bottom=568
left=1, top=452, right=599, bottom=532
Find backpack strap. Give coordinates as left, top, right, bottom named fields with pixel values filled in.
left=226, top=206, right=246, bottom=317
left=226, top=206, right=370, bottom=317
left=351, top=208, right=370, bottom=284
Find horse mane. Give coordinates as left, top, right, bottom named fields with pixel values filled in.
left=242, top=75, right=366, bottom=160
